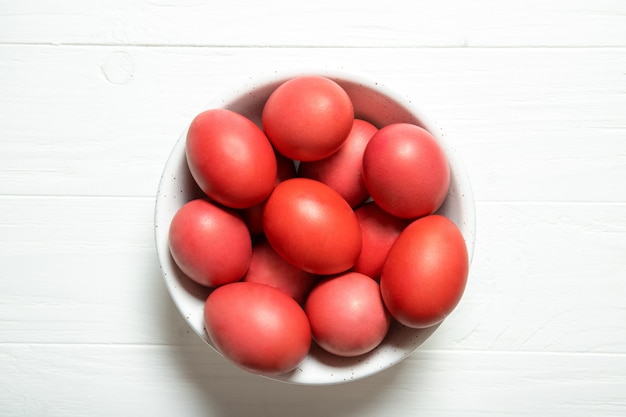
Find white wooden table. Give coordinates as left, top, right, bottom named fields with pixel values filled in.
left=2, top=1, right=625, bottom=415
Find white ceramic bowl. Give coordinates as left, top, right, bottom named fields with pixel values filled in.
left=154, top=70, right=476, bottom=385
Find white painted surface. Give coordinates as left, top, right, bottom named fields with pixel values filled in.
left=1, top=1, right=625, bottom=415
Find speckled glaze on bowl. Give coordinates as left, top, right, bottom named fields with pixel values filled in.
left=154, top=69, right=476, bottom=385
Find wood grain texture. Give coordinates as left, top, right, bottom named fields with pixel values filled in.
left=1, top=345, right=624, bottom=416
left=1, top=0, right=625, bottom=47
left=1, top=1, right=625, bottom=415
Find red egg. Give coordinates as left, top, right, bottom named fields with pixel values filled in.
left=168, top=199, right=252, bottom=287
left=352, top=201, right=409, bottom=280
left=262, top=76, right=354, bottom=162
left=242, top=239, right=319, bottom=305
left=298, top=119, right=377, bottom=207
left=305, top=272, right=391, bottom=357
left=263, top=178, right=362, bottom=275
left=204, top=282, right=311, bottom=375
left=380, top=215, right=469, bottom=328
left=362, top=123, right=450, bottom=219
left=186, top=109, right=277, bottom=209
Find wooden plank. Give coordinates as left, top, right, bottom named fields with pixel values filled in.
left=1, top=196, right=625, bottom=354
left=1, top=344, right=624, bottom=416
left=1, top=45, right=625, bottom=202
left=1, top=0, right=626, bottom=47
left=431, top=201, right=626, bottom=353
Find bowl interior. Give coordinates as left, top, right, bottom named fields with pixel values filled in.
left=154, top=71, right=476, bottom=385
